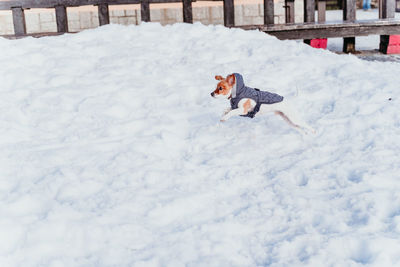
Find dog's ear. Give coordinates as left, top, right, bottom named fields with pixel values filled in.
left=215, top=75, right=224, bottom=81
left=226, top=74, right=235, bottom=86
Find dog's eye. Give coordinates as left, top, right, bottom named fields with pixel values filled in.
left=218, top=87, right=222, bottom=91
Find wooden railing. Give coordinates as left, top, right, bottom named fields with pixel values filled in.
left=1, top=0, right=400, bottom=53
left=0, top=0, right=201, bottom=36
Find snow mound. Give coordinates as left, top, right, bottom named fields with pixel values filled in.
left=1, top=23, right=400, bottom=266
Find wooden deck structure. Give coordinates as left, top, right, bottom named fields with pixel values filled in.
left=1, top=0, right=400, bottom=53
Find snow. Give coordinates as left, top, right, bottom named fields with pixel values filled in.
left=1, top=21, right=400, bottom=266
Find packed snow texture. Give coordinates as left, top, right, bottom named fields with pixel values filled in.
left=1, top=22, right=400, bottom=266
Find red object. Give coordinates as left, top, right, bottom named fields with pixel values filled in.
left=386, top=35, right=400, bottom=54
left=309, top=39, right=328, bottom=49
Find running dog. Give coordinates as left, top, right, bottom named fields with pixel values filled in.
left=211, top=73, right=315, bottom=134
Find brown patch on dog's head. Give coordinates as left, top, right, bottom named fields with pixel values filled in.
left=211, top=74, right=235, bottom=98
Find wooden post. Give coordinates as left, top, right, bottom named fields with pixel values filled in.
left=285, top=0, right=295, bottom=23
left=380, top=0, right=395, bottom=18
left=55, top=5, right=68, bottom=33
left=379, top=0, right=396, bottom=53
left=264, top=0, right=274, bottom=25
left=343, top=0, right=356, bottom=53
left=141, top=0, right=150, bottom=22
left=11, top=7, right=26, bottom=36
left=304, top=0, right=315, bottom=44
left=223, top=0, right=235, bottom=27
left=318, top=0, right=326, bottom=23
left=304, top=0, right=316, bottom=22
left=98, top=3, right=110, bottom=26
left=183, top=0, right=193, bottom=23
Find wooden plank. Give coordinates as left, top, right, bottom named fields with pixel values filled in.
left=11, top=7, right=26, bottom=36
left=318, top=0, right=326, bottom=23
left=285, top=0, right=295, bottom=24
left=182, top=0, right=193, bottom=23
left=97, top=3, right=110, bottom=25
left=237, top=19, right=400, bottom=40
left=55, top=5, right=68, bottom=32
left=141, top=0, right=150, bottom=22
left=1, top=0, right=196, bottom=10
left=223, top=0, right=234, bottom=27
left=264, top=0, right=274, bottom=25
left=304, top=0, right=315, bottom=22
left=1, top=31, right=68, bottom=39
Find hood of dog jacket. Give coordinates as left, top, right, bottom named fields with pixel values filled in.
left=230, top=73, right=284, bottom=118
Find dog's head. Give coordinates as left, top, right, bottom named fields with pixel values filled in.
left=210, top=74, right=235, bottom=99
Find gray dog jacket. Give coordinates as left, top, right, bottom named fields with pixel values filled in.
left=230, top=73, right=284, bottom=118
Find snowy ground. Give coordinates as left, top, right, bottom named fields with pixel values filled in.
left=1, top=21, right=400, bottom=267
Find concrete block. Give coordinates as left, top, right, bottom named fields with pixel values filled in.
left=234, top=5, right=243, bottom=26
left=198, top=18, right=210, bottom=25
left=40, top=22, right=57, bottom=32
left=111, top=9, right=125, bottom=17
left=274, top=15, right=280, bottom=24
left=165, top=7, right=182, bottom=21
left=80, top=11, right=92, bottom=29
left=295, top=15, right=303, bottom=23
left=258, top=3, right=264, bottom=17
left=243, top=4, right=259, bottom=17
left=126, top=17, right=137, bottom=25
left=150, top=8, right=162, bottom=21
left=91, top=14, right=100, bottom=27
left=125, top=9, right=136, bottom=17
left=209, top=16, right=224, bottom=25
left=118, top=17, right=136, bottom=26
left=67, top=10, right=79, bottom=21
left=250, top=16, right=263, bottom=25
left=193, top=7, right=208, bottom=20
left=210, top=6, right=223, bottom=19
left=39, top=12, right=55, bottom=23
left=118, top=17, right=129, bottom=25
left=294, top=0, right=304, bottom=23
left=273, top=0, right=285, bottom=17
left=110, top=17, right=119, bottom=24
left=68, top=20, right=81, bottom=32
left=163, top=20, right=176, bottom=26
left=25, top=13, right=40, bottom=33
left=0, top=13, right=14, bottom=34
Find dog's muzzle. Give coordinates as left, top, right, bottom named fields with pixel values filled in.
left=211, top=92, right=215, bottom=97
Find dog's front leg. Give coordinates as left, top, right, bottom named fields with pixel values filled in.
left=222, top=107, right=232, bottom=116
left=221, top=108, right=245, bottom=122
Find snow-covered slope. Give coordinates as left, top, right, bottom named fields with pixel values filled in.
left=1, top=23, right=399, bottom=266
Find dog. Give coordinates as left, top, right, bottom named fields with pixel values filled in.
left=211, top=73, right=315, bottom=134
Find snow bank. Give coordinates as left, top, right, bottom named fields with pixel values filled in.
left=1, top=22, right=400, bottom=266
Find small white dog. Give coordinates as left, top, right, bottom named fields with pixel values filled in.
left=211, top=73, right=315, bottom=134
